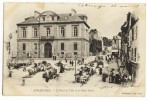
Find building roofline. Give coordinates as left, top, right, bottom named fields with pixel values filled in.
left=17, top=21, right=90, bottom=29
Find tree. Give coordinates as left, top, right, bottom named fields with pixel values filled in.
left=89, top=29, right=102, bottom=55
left=103, top=37, right=112, bottom=47
left=97, top=40, right=102, bottom=52
left=90, top=39, right=98, bottom=55
left=89, top=29, right=98, bottom=41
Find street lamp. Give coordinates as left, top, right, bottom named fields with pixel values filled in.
left=9, top=33, right=13, bottom=58
left=74, top=55, right=77, bottom=82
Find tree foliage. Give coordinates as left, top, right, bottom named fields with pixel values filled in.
left=89, top=29, right=102, bottom=55
left=103, top=37, right=112, bottom=47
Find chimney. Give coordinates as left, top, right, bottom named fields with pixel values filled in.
left=71, top=9, right=76, bottom=16
left=34, top=11, right=40, bottom=18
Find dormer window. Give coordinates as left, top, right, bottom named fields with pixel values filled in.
left=42, top=17, right=45, bottom=21
left=52, top=17, right=54, bottom=21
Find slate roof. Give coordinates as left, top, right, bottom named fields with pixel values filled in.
left=17, top=12, right=88, bottom=25
left=58, top=13, right=86, bottom=22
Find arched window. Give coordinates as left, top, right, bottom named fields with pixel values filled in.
left=46, top=27, right=50, bottom=36
left=22, top=28, right=26, bottom=37
left=73, top=26, right=78, bottom=37
left=61, top=27, right=65, bottom=37
left=34, top=28, right=38, bottom=37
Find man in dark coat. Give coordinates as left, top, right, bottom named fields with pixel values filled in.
left=69, top=60, right=71, bottom=65
left=71, top=60, right=74, bottom=66
left=52, top=55, right=54, bottom=60
left=109, top=70, right=114, bottom=83
left=115, top=72, right=121, bottom=84
left=82, top=58, right=84, bottom=64
left=54, top=56, right=56, bottom=60
left=99, top=67, right=102, bottom=75
left=22, top=78, right=25, bottom=86
left=102, top=73, right=108, bottom=82
left=65, top=57, right=67, bottom=63
left=60, top=64, right=64, bottom=73
left=8, top=71, right=13, bottom=77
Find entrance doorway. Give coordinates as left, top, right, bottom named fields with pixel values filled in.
left=44, top=42, right=52, bottom=58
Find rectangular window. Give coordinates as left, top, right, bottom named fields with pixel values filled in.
left=132, top=28, right=134, bottom=41
left=61, top=43, right=64, bottom=50
left=74, top=43, right=77, bottom=50
left=134, top=48, right=137, bottom=61
left=34, top=28, right=38, bottom=37
left=73, top=26, right=78, bottom=37
left=46, top=27, right=50, bottom=36
left=74, top=52, right=77, bottom=55
left=61, top=27, right=65, bottom=37
left=131, top=48, right=133, bottom=60
left=22, top=43, right=26, bottom=50
left=22, top=28, right=26, bottom=37
left=34, top=43, right=37, bottom=50
left=135, top=26, right=138, bottom=39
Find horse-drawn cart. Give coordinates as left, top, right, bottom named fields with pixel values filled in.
left=42, top=68, right=58, bottom=82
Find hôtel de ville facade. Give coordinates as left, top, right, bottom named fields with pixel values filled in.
left=17, top=10, right=90, bottom=58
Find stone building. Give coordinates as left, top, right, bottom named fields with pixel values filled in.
left=17, top=10, right=90, bottom=58
left=120, top=12, right=139, bottom=81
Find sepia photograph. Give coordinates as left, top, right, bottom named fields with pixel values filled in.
left=3, top=2, right=146, bottom=96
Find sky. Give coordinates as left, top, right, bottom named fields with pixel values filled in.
left=4, top=3, right=136, bottom=41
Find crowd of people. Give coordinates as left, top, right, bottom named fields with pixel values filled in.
left=96, top=55, right=131, bottom=86
left=7, top=54, right=132, bottom=86
left=100, top=67, right=130, bottom=85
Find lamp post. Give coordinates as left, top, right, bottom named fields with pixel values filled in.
left=74, top=56, right=77, bottom=82
left=9, top=33, right=13, bottom=59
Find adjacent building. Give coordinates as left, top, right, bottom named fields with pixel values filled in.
left=111, top=36, right=121, bottom=58
left=120, top=12, right=139, bottom=81
left=17, top=10, right=90, bottom=59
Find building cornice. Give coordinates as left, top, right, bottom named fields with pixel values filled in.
left=17, top=38, right=89, bottom=42
left=17, top=21, right=90, bottom=29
